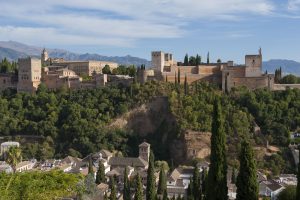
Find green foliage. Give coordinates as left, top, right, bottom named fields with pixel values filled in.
left=278, top=186, right=296, bottom=200
left=102, top=65, right=111, bottom=74
left=134, top=174, right=143, bottom=200
left=157, top=166, right=167, bottom=195
left=0, top=170, right=82, bottom=200
left=146, top=151, right=156, bottom=200
left=88, top=155, right=94, bottom=175
left=112, top=65, right=136, bottom=77
left=5, top=146, right=22, bottom=173
left=110, top=178, right=117, bottom=200
left=184, top=54, right=189, bottom=66
left=297, top=148, right=300, bottom=200
left=123, top=167, right=131, bottom=200
left=0, top=58, right=18, bottom=74
left=280, top=74, right=300, bottom=84
left=205, top=98, right=228, bottom=200
left=96, top=162, right=106, bottom=184
left=236, top=140, right=258, bottom=200
left=192, top=165, right=201, bottom=200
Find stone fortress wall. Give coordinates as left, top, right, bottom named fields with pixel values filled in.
left=140, top=49, right=279, bottom=92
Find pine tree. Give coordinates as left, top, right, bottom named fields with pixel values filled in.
left=135, top=174, right=143, bottom=200
left=207, top=52, right=210, bottom=64
left=184, top=54, right=189, bottom=65
left=157, top=166, right=167, bottom=195
left=178, top=69, right=181, bottom=84
left=146, top=151, right=156, bottom=200
left=110, top=178, right=117, bottom=200
left=296, top=145, right=300, bottom=200
left=236, top=140, right=258, bottom=200
left=193, top=165, right=201, bottom=200
left=205, top=98, right=228, bottom=200
left=123, top=167, right=131, bottom=200
left=88, top=155, right=94, bottom=176
left=95, top=162, right=106, bottom=184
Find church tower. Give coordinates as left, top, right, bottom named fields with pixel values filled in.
left=139, top=142, right=150, bottom=162
left=41, top=48, right=49, bottom=66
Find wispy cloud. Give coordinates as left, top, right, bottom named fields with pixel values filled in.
left=288, top=0, right=300, bottom=10
left=0, top=0, right=275, bottom=47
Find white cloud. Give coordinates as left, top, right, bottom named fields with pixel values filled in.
left=288, top=0, right=300, bottom=10
left=0, top=0, right=275, bottom=47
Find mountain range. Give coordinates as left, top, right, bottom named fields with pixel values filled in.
left=0, top=41, right=151, bottom=66
left=0, top=41, right=299, bottom=75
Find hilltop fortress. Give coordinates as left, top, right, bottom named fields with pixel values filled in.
left=0, top=48, right=299, bottom=93
left=137, top=49, right=279, bottom=91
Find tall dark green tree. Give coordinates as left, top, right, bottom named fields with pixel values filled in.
left=123, top=167, right=131, bottom=200
left=135, top=174, right=143, bottom=200
left=236, top=140, right=258, bottom=200
left=157, top=166, right=167, bottom=195
left=207, top=52, right=210, bottom=64
left=205, top=98, right=228, bottom=200
left=88, top=155, right=94, bottom=176
left=95, top=162, right=106, bottom=184
left=193, top=165, right=201, bottom=200
left=163, top=190, right=168, bottom=200
left=178, top=69, right=181, bottom=84
left=187, top=177, right=194, bottom=200
left=184, top=54, right=189, bottom=65
left=110, top=178, right=117, bottom=200
left=184, top=75, right=188, bottom=96
left=296, top=145, right=300, bottom=200
left=146, top=151, right=156, bottom=200
left=196, top=54, right=201, bottom=65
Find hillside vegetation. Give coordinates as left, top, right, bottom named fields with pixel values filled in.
left=1, top=81, right=300, bottom=174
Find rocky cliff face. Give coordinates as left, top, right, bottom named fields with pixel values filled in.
left=108, top=96, right=212, bottom=164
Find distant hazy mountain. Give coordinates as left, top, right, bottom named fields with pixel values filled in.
left=263, top=59, right=300, bottom=76
left=0, top=41, right=151, bottom=66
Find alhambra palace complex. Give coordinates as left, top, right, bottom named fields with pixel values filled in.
left=0, top=48, right=299, bottom=93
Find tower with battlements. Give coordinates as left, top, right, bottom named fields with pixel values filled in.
left=139, top=142, right=150, bottom=162
left=17, top=57, right=41, bottom=93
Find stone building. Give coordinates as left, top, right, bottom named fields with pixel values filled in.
left=17, top=57, right=41, bottom=93
left=41, top=48, right=118, bottom=76
left=139, top=49, right=275, bottom=91
left=0, top=73, right=18, bottom=90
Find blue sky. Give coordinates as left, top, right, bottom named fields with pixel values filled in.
left=0, top=0, right=300, bottom=63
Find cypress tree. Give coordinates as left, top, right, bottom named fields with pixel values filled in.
left=146, top=151, right=156, bottom=200
left=205, top=98, right=228, bottom=200
left=166, top=75, right=168, bottom=82
left=201, top=168, right=207, bottom=195
left=88, top=155, right=94, bottom=176
left=193, top=165, right=201, bottom=200
left=96, top=162, right=106, bottom=184
left=236, top=140, right=258, bottom=200
left=207, top=52, right=210, bottom=64
left=296, top=145, right=300, bottom=200
left=135, top=174, right=143, bottom=200
left=178, top=69, right=181, bottom=84
left=123, top=167, right=131, bottom=200
left=184, top=54, right=189, bottom=65
left=187, top=178, right=194, bottom=200
left=157, top=166, right=167, bottom=195
left=163, top=190, right=168, bottom=200
left=110, top=178, right=117, bottom=200
left=184, top=74, right=188, bottom=96
left=175, top=72, right=177, bottom=86
left=196, top=54, right=201, bottom=65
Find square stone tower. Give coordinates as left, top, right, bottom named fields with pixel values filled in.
left=152, top=51, right=165, bottom=72
left=139, top=142, right=150, bottom=162
left=245, top=48, right=262, bottom=77
left=17, top=57, right=41, bottom=93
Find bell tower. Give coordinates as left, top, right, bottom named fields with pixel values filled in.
left=41, top=48, right=49, bottom=66
left=139, top=142, right=150, bottom=162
